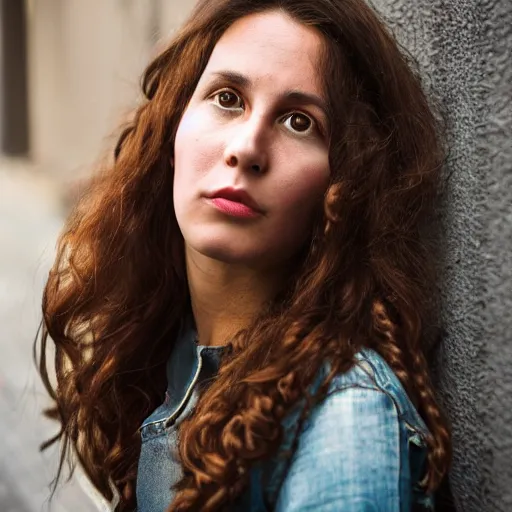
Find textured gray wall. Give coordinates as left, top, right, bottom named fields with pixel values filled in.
left=370, top=1, right=512, bottom=511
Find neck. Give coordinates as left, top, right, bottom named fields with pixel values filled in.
left=185, top=246, right=287, bottom=347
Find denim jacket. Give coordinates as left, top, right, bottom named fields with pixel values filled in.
left=136, top=320, right=434, bottom=511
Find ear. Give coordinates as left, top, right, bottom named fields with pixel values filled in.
left=170, top=156, right=175, bottom=167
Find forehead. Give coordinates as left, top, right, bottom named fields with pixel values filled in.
left=203, top=10, right=325, bottom=96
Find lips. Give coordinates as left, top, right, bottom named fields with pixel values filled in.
left=206, top=187, right=263, bottom=214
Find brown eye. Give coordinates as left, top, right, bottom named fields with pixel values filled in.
left=287, top=113, right=312, bottom=133
left=217, top=91, right=243, bottom=109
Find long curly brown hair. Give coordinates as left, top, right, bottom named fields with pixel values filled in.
left=35, top=0, right=452, bottom=510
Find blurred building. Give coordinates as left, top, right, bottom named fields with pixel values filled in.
left=0, top=0, right=197, bottom=180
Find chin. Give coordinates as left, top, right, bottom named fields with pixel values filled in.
left=182, top=224, right=303, bottom=268
left=182, top=226, right=258, bottom=262
left=195, top=240, right=263, bottom=264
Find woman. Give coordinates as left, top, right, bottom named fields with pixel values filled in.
left=37, top=0, right=452, bottom=510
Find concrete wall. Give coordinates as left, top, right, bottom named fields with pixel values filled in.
left=25, top=0, right=196, bottom=180
left=371, top=1, right=512, bottom=511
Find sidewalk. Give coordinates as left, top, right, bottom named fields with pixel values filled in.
left=0, top=157, right=99, bottom=512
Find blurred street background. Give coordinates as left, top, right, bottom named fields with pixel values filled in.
left=0, top=1, right=196, bottom=511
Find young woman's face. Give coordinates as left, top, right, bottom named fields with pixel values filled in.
left=173, top=10, right=330, bottom=268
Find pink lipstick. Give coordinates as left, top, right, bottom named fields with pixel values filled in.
left=210, top=198, right=259, bottom=217
left=205, top=187, right=262, bottom=218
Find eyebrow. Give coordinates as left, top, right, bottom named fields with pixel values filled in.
left=209, top=70, right=328, bottom=116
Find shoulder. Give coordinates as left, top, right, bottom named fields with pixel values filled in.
left=323, top=347, right=430, bottom=439
left=260, top=349, right=434, bottom=511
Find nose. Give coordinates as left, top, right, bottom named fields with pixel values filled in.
left=223, top=119, right=269, bottom=175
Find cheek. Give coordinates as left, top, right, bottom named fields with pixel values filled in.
left=273, top=158, right=330, bottom=215
left=173, top=108, right=221, bottom=181
left=264, top=162, right=328, bottom=260
left=175, top=108, right=201, bottom=148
